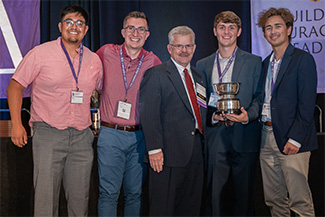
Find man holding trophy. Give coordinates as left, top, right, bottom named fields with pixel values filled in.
left=196, top=11, right=263, bottom=216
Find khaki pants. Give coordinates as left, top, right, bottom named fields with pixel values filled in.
left=260, top=125, right=315, bottom=217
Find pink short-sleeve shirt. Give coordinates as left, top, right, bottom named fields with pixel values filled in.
left=13, top=37, right=103, bottom=130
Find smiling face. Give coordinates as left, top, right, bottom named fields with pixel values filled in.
left=167, top=34, right=196, bottom=67
left=214, top=22, right=241, bottom=49
left=58, top=12, right=88, bottom=45
left=121, top=17, right=150, bottom=53
left=264, top=15, right=291, bottom=50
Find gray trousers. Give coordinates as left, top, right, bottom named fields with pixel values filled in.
left=32, top=122, right=94, bottom=217
left=260, top=125, right=315, bottom=217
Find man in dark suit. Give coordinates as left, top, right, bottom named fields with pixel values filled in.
left=139, top=26, right=207, bottom=216
left=196, top=11, right=262, bottom=216
left=257, top=8, right=317, bottom=216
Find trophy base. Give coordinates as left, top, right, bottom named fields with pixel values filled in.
left=216, top=109, right=242, bottom=115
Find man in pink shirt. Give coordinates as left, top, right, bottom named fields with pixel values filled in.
left=6, top=5, right=102, bottom=216
left=96, top=11, right=161, bottom=217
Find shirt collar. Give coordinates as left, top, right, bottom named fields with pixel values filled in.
left=271, top=53, right=281, bottom=64
left=170, top=57, right=191, bottom=73
left=57, top=37, right=81, bottom=54
left=122, top=43, right=144, bottom=60
left=216, top=51, right=232, bottom=63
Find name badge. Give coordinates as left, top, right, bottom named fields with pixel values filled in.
left=117, top=101, right=131, bottom=120
left=208, top=93, right=220, bottom=108
left=262, top=103, right=271, bottom=116
left=196, top=82, right=207, bottom=108
left=71, top=91, right=83, bottom=104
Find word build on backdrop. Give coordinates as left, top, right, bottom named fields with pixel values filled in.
left=251, top=0, right=324, bottom=93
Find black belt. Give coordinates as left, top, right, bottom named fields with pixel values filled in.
left=100, top=121, right=140, bottom=132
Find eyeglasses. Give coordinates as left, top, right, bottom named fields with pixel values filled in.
left=170, top=44, right=195, bottom=50
left=63, top=19, right=86, bottom=27
left=124, top=26, right=148, bottom=34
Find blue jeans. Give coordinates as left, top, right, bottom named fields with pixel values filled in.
left=97, top=126, right=146, bottom=217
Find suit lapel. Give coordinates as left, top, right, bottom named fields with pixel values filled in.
left=261, top=55, right=271, bottom=96
left=166, top=60, right=193, bottom=115
left=191, top=66, right=206, bottom=115
left=205, top=54, right=216, bottom=94
left=273, top=44, right=294, bottom=92
left=232, top=48, right=244, bottom=82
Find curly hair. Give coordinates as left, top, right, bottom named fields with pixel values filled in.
left=257, top=8, right=294, bottom=40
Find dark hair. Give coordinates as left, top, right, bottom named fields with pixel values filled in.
left=123, top=11, right=149, bottom=29
left=257, top=8, right=294, bottom=40
left=60, top=4, right=89, bottom=25
left=214, top=11, right=241, bottom=29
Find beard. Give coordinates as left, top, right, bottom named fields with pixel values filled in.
left=68, top=38, right=79, bottom=43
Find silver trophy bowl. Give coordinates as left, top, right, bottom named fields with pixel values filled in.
left=213, top=82, right=241, bottom=114
left=215, top=82, right=240, bottom=95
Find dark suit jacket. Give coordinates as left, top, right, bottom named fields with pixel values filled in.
left=196, top=48, right=263, bottom=153
left=139, top=59, right=207, bottom=167
left=261, top=43, right=318, bottom=153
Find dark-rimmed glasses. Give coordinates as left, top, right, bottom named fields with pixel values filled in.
left=124, top=26, right=148, bottom=34
left=63, top=19, right=86, bottom=27
left=170, top=44, right=195, bottom=50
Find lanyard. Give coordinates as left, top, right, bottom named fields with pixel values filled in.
left=270, top=54, right=283, bottom=95
left=119, top=45, right=144, bottom=101
left=216, top=46, right=238, bottom=83
left=60, top=39, right=83, bottom=91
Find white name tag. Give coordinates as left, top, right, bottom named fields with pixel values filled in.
left=117, top=101, right=131, bottom=120
left=208, top=93, right=220, bottom=108
left=196, top=82, right=207, bottom=108
left=262, top=103, right=271, bottom=116
left=71, top=91, right=83, bottom=104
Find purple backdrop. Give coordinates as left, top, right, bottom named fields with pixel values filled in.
left=0, top=0, right=40, bottom=98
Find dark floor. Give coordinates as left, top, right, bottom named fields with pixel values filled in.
left=1, top=135, right=324, bottom=217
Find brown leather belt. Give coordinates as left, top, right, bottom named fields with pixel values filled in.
left=263, top=121, right=272, bottom=126
left=217, top=120, right=234, bottom=126
left=101, top=121, right=140, bottom=132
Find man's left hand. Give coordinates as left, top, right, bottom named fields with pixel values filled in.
left=224, top=107, right=248, bottom=123
left=283, top=141, right=300, bottom=155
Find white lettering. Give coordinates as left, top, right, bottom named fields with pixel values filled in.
left=0, top=0, right=22, bottom=74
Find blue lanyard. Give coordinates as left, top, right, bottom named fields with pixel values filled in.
left=60, top=39, right=83, bottom=91
left=119, top=45, right=144, bottom=101
left=216, top=46, right=238, bottom=83
left=270, top=53, right=283, bottom=95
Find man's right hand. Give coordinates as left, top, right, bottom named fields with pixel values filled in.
left=11, top=124, right=27, bottom=148
left=6, top=79, right=26, bottom=148
left=213, top=113, right=226, bottom=121
left=149, top=151, right=164, bottom=173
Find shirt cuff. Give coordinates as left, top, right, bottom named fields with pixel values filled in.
left=241, top=120, right=249, bottom=125
left=288, top=138, right=301, bottom=148
left=148, top=149, right=162, bottom=155
left=211, top=111, right=219, bottom=124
